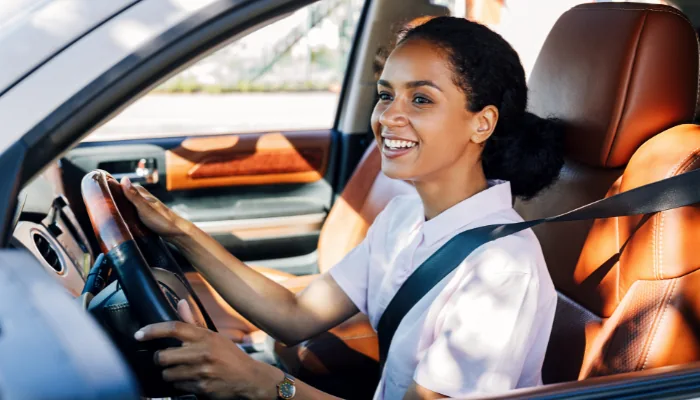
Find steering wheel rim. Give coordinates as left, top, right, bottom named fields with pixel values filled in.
left=81, top=169, right=215, bottom=330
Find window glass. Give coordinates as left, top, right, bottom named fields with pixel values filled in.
left=86, top=0, right=365, bottom=142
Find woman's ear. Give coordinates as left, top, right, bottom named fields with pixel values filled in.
left=471, top=105, right=499, bottom=144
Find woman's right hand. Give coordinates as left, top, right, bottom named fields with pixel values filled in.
left=121, top=176, right=192, bottom=239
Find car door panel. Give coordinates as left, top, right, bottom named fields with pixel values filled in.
left=166, top=131, right=330, bottom=190
left=62, top=129, right=334, bottom=276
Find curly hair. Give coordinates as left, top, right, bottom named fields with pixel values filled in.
left=383, top=16, right=564, bottom=199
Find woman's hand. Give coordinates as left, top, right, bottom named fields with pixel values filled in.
left=134, top=301, right=281, bottom=400
left=121, top=177, right=192, bottom=238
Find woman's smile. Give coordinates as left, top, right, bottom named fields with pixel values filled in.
left=382, top=135, right=419, bottom=159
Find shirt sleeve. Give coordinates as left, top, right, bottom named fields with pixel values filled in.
left=327, top=235, right=372, bottom=315
left=327, top=196, right=401, bottom=316
left=413, top=242, right=541, bottom=398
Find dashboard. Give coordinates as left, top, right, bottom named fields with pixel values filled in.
left=9, top=162, right=94, bottom=297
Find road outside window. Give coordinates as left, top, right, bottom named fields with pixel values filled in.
left=85, top=0, right=364, bottom=142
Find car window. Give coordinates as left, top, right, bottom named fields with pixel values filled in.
left=84, top=0, right=365, bottom=142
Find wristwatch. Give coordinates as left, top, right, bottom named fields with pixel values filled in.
left=277, top=373, right=296, bottom=399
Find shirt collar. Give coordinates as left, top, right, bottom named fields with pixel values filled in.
left=420, top=180, right=513, bottom=246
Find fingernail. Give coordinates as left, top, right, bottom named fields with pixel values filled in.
left=134, top=330, right=144, bottom=340
left=126, top=178, right=138, bottom=193
left=124, top=176, right=132, bottom=187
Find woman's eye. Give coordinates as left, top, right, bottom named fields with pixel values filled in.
left=378, top=92, right=393, bottom=101
left=413, top=95, right=432, bottom=105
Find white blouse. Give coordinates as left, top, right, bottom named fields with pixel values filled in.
left=329, top=180, right=557, bottom=399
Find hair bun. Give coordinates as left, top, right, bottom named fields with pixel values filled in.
left=483, top=113, right=565, bottom=199
left=394, top=17, right=565, bottom=198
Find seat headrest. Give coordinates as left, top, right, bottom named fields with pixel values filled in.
left=528, top=3, right=700, bottom=168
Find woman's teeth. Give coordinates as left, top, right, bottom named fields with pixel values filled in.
left=384, top=139, right=417, bottom=149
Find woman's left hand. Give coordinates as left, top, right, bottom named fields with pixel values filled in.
left=134, top=301, right=280, bottom=400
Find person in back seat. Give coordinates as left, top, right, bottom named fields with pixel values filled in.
left=123, top=16, right=564, bottom=400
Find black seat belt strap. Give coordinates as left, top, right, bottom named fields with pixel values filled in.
left=376, top=167, right=700, bottom=370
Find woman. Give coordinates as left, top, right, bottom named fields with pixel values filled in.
left=125, top=16, right=563, bottom=400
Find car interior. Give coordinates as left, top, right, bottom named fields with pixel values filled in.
left=8, top=0, right=700, bottom=398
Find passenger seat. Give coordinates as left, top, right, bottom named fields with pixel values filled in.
left=516, top=2, right=700, bottom=383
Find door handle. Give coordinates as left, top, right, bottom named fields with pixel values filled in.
left=113, top=158, right=159, bottom=185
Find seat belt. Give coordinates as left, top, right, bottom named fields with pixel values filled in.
left=376, top=167, right=700, bottom=370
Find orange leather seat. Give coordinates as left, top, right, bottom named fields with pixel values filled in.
left=516, top=3, right=700, bottom=383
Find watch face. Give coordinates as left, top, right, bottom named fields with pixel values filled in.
left=278, top=381, right=296, bottom=399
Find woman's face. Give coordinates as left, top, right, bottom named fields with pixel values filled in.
left=371, top=39, right=491, bottom=182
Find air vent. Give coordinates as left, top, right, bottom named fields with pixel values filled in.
left=33, top=233, right=63, bottom=274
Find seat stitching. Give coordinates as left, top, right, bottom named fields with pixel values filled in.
left=653, top=209, right=659, bottom=280
left=603, top=12, right=647, bottom=167
left=615, top=199, right=621, bottom=304
left=641, top=279, right=677, bottom=370
left=635, top=281, right=670, bottom=370
left=658, top=147, right=700, bottom=279
left=658, top=214, right=664, bottom=280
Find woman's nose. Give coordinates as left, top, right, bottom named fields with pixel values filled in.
left=379, top=100, right=408, bottom=128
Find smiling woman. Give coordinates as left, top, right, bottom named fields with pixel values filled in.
left=120, top=14, right=564, bottom=400
left=340, top=16, right=564, bottom=398
left=373, top=17, right=564, bottom=201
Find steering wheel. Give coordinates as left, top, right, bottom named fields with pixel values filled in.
left=81, top=170, right=216, bottom=397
